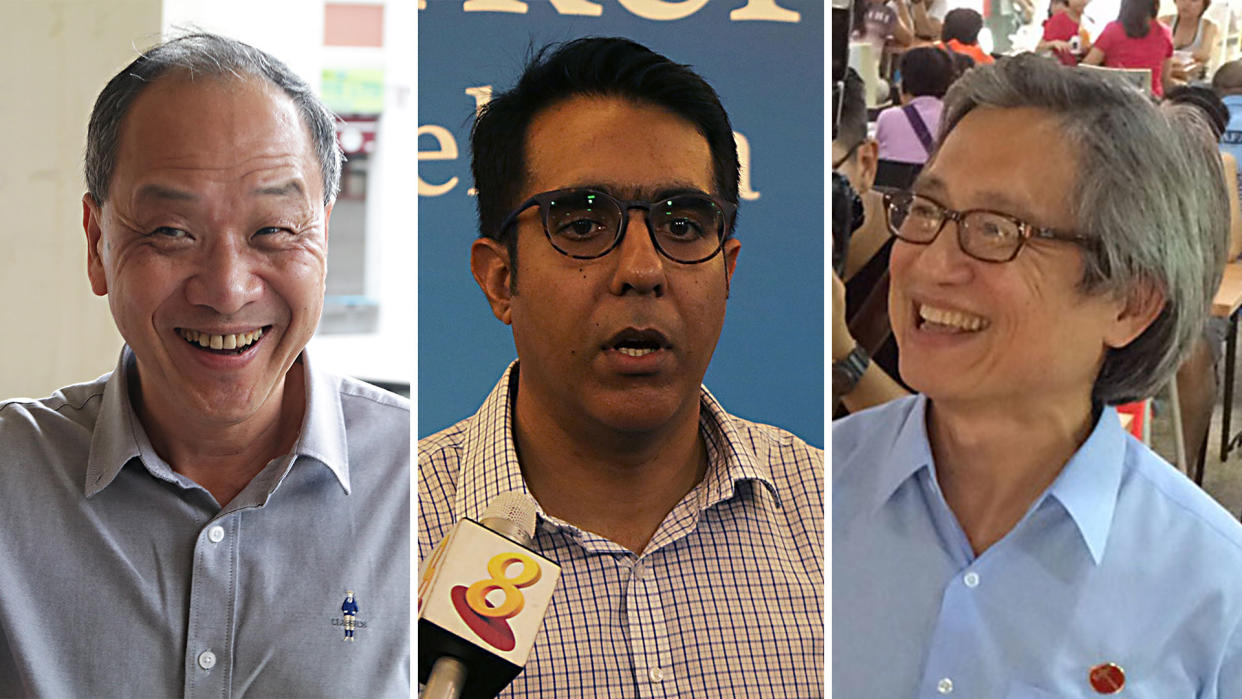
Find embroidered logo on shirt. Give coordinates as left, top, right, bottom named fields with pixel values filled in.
left=332, top=590, right=365, bottom=641
left=452, top=551, right=543, bottom=651
left=1088, top=662, right=1125, bottom=694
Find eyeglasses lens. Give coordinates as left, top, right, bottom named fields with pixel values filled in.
left=545, top=191, right=723, bottom=262
left=888, top=194, right=1023, bottom=262
left=651, top=196, right=723, bottom=262
left=546, top=191, right=619, bottom=258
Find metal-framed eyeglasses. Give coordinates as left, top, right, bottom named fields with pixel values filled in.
left=883, top=189, right=1093, bottom=263
left=496, top=187, right=735, bottom=264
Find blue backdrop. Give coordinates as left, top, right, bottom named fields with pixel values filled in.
left=418, top=0, right=824, bottom=446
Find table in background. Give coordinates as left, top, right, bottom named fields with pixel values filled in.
left=1213, top=262, right=1242, bottom=476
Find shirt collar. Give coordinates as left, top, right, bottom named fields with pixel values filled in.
left=868, top=394, right=1124, bottom=565
left=1043, top=404, right=1125, bottom=565
left=452, top=361, right=781, bottom=522
left=869, top=394, right=936, bottom=513
left=84, top=346, right=350, bottom=497
left=1223, top=95, right=1242, bottom=108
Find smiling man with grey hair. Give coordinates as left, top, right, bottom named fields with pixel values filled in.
left=834, top=54, right=1242, bottom=696
left=0, top=33, right=409, bottom=695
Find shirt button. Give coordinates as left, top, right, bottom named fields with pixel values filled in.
left=207, top=526, right=225, bottom=544
left=198, top=650, right=217, bottom=670
left=649, top=666, right=665, bottom=682
left=937, top=677, right=954, bottom=693
left=963, top=571, right=979, bottom=588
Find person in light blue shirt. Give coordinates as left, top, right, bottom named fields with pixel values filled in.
left=1213, top=59, right=1242, bottom=195
left=834, top=54, right=1242, bottom=697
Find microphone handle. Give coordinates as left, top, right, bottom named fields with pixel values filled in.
left=422, top=656, right=468, bottom=699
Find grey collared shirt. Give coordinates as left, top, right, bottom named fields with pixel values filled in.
left=0, top=347, right=410, bottom=697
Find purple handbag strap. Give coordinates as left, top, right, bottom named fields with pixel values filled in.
left=902, top=104, right=934, bottom=154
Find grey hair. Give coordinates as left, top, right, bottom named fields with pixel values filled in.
left=937, top=54, right=1228, bottom=404
left=86, top=32, right=342, bottom=205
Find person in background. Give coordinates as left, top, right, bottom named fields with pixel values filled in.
left=1214, top=59, right=1242, bottom=193
left=947, top=50, right=977, bottom=80
left=1082, top=0, right=1174, bottom=97
left=875, top=47, right=956, bottom=167
left=940, top=9, right=995, bottom=65
left=1160, top=0, right=1217, bottom=81
left=1038, top=0, right=1093, bottom=66
left=909, top=0, right=950, bottom=41
left=835, top=54, right=1242, bottom=696
left=834, top=70, right=911, bottom=414
left=1163, top=85, right=1242, bottom=475
left=855, top=0, right=916, bottom=55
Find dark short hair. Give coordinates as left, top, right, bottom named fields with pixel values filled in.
left=1212, top=59, right=1242, bottom=96
left=1166, top=84, right=1229, bottom=139
left=86, top=32, right=342, bottom=205
left=1119, top=0, right=1159, bottom=38
left=941, top=9, right=984, bottom=44
left=835, top=67, right=868, bottom=148
left=470, top=37, right=739, bottom=255
left=900, top=47, right=955, bottom=98
left=948, top=51, right=977, bottom=81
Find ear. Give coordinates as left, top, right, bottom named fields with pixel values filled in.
left=855, top=139, right=879, bottom=193
left=1103, top=281, right=1166, bottom=349
left=722, top=238, right=741, bottom=293
left=323, top=201, right=334, bottom=244
left=471, top=237, right=515, bottom=325
left=82, top=193, right=108, bottom=297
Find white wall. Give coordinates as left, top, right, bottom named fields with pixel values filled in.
left=0, top=1, right=162, bottom=398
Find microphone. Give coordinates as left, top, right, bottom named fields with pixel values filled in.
left=418, top=492, right=561, bottom=699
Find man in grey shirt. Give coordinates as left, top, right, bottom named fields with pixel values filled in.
left=0, top=34, right=409, bottom=696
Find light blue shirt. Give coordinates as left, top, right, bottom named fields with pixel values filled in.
left=833, top=394, right=1242, bottom=697
left=1222, top=94, right=1242, bottom=198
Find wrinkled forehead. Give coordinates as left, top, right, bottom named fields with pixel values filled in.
left=111, top=73, right=321, bottom=199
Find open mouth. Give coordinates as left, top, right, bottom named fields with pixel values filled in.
left=177, top=326, right=270, bottom=355
left=605, top=328, right=672, bottom=357
left=915, top=303, right=989, bottom=333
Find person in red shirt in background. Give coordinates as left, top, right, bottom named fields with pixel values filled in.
left=940, top=8, right=995, bottom=65
left=1082, top=0, right=1174, bottom=97
left=1039, top=0, right=1093, bottom=65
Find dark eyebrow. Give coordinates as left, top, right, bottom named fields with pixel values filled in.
left=251, top=180, right=306, bottom=198
left=135, top=184, right=198, bottom=202
left=576, top=182, right=712, bottom=201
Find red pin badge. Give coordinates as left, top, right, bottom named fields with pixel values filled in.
left=1088, top=662, right=1125, bottom=694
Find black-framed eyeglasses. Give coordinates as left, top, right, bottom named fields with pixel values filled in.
left=497, top=187, right=735, bottom=264
left=882, top=189, right=1094, bottom=263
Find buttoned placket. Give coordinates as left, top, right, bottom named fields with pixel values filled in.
left=624, top=554, right=676, bottom=699
left=183, top=514, right=239, bottom=698
left=181, top=455, right=294, bottom=697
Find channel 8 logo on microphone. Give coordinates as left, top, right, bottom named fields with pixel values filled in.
left=452, top=551, right=542, bottom=651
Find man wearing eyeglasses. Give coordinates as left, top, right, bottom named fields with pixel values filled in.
left=835, top=55, right=1242, bottom=696
left=419, top=37, right=823, bottom=696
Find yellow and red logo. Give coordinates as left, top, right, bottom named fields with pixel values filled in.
left=452, top=551, right=542, bottom=651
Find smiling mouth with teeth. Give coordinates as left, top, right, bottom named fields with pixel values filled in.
left=917, top=304, right=989, bottom=332
left=177, top=327, right=268, bottom=354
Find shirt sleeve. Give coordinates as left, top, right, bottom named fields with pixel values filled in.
left=1094, top=22, right=1119, bottom=54
left=874, top=108, right=894, bottom=151
left=1043, top=14, right=1070, bottom=41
